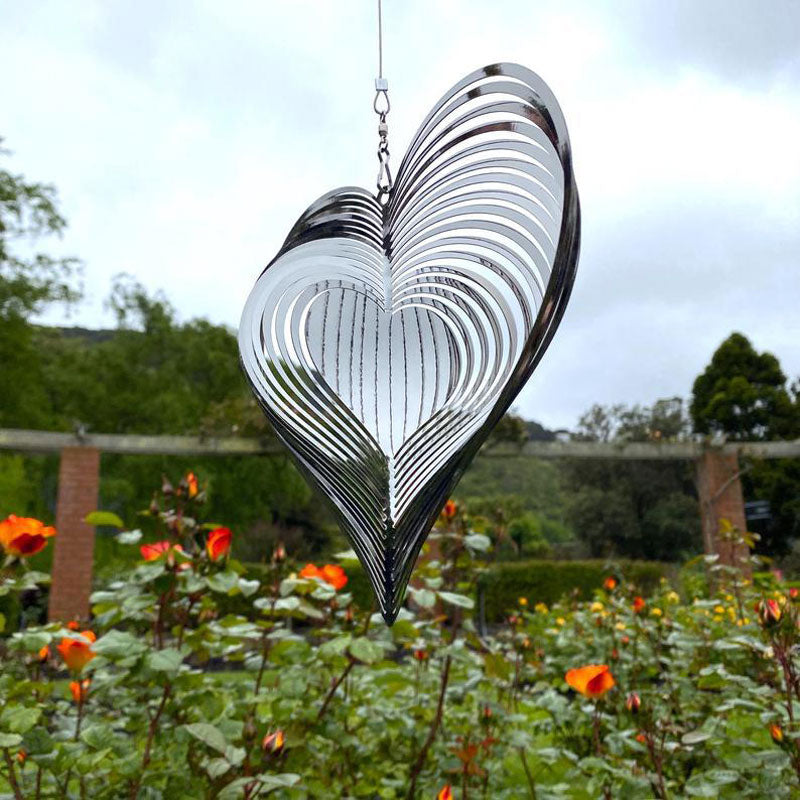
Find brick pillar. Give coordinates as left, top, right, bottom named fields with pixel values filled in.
left=48, top=447, right=100, bottom=622
left=695, top=450, right=750, bottom=572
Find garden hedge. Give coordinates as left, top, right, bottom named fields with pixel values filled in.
left=477, top=559, right=672, bottom=622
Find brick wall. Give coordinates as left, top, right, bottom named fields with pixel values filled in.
left=48, top=447, right=100, bottom=622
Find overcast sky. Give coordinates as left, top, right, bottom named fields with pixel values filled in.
left=2, top=0, right=798, bottom=430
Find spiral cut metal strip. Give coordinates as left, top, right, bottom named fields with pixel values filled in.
left=239, top=64, right=580, bottom=623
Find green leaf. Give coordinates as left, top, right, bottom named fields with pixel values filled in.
left=115, top=529, right=143, bottom=544
left=238, top=578, right=260, bottom=597
left=464, top=533, right=491, bottom=552
left=438, top=591, right=474, bottom=609
left=348, top=637, right=383, bottom=664
left=206, top=571, right=240, bottom=594
left=0, top=612, right=4, bottom=633
left=408, top=587, right=436, bottom=608
left=0, top=707, right=40, bottom=734
left=84, top=510, right=124, bottom=528
left=93, top=630, right=147, bottom=659
left=484, top=652, right=512, bottom=681
left=682, top=730, right=712, bottom=745
left=147, top=648, right=184, bottom=673
left=184, top=723, right=228, bottom=754
left=0, top=732, right=22, bottom=747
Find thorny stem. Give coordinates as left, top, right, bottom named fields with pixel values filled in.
left=2, top=748, right=24, bottom=800
left=317, top=659, right=356, bottom=721
left=128, top=683, right=171, bottom=799
left=518, top=747, right=538, bottom=799
left=405, top=654, right=452, bottom=800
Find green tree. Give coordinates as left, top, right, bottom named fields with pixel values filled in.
left=691, top=333, right=800, bottom=555
left=0, top=139, right=81, bottom=428
left=691, top=332, right=798, bottom=440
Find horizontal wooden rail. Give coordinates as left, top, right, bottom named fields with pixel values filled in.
left=0, top=427, right=798, bottom=460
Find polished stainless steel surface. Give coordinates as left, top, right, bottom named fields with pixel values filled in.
left=239, top=63, right=580, bottom=623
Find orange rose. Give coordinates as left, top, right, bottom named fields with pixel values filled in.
left=770, top=723, right=784, bottom=743
left=320, top=564, right=347, bottom=590
left=66, top=620, right=80, bottom=631
left=299, top=563, right=322, bottom=580
left=38, top=645, right=49, bottom=662
left=186, top=472, right=199, bottom=498
left=437, top=786, right=453, bottom=800
left=0, top=515, right=56, bottom=558
left=69, top=678, right=91, bottom=703
left=626, top=692, right=641, bottom=713
left=603, top=576, right=617, bottom=591
left=413, top=648, right=428, bottom=662
left=565, top=664, right=615, bottom=698
left=632, top=596, right=646, bottom=613
left=299, top=563, right=348, bottom=590
left=57, top=631, right=96, bottom=673
left=207, top=527, right=232, bottom=561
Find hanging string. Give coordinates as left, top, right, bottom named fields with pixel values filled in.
left=374, top=0, right=392, bottom=201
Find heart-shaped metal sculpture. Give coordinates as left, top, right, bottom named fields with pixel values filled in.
left=239, top=63, right=580, bottom=622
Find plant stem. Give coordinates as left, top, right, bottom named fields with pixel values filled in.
left=2, top=749, right=24, bottom=800
left=518, top=748, right=538, bottom=799
left=406, top=654, right=452, bottom=800
left=317, top=658, right=355, bottom=721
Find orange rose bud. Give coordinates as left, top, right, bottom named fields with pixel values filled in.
left=565, top=664, right=615, bottom=698
left=207, top=527, right=232, bottom=561
left=262, top=730, right=285, bottom=755
left=790, top=588, right=799, bottom=600
left=67, top=620, right=80, bottom=631
left=621, top=635, right=630, bottom=645
left=38, top=645, right=49, bottom=662
left=69, top=678, right=91, bottom=703
left=186, top=472, right=198, bottom=498
left=272, top=542, right=287, bottom=563
left=635, top=731, right=647, bottom=744
left=756, top=598, right=782, bottom=627
left=140, top=540, right=182, bottom=562
left=16, top=749, right=26, bottom=764
left=437, top=786, right=453, bottom=800
left=632, top=596, right=646, bottom=613
left=442, top=499, right=457, bottom=520
left=320, top=564, right=347, bottom=590
left=769, top=723, right=784, bottom=743
left=57, top=631, right=96, bottom=673
left=626, top=692, right=641, bottom=713
left=603, top=576, right=617, bottom=591
left=413, top=648, right=428, bottom=662
left=0, top=515, right=56, bottom=558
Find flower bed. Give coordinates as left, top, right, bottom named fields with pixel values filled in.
left=1, top=484, right=798, bottom=798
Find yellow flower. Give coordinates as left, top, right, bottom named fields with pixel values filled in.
left=590, top=601, right=604, bottom=613
left=713, top=615, right=723, bottom=622
left=650, top=608, right=663, bottom=617
left=556, top=617, right=566, bottom=626
left=714, top=605, right=725, bottom=614
left=518, top=597, right=528, bottom=607
left=666, top=591, right=680, bottom=604
left=724, top=593, right=734, bottom=602
left=534, top=602, right=548, bottom=614
left=615, top=622, right=626, bottom=631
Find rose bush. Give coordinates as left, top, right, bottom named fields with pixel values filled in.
left=0, top=484, right=799, bottom=798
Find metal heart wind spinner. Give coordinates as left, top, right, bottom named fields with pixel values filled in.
left=239, top=64, right=580, bottom=622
